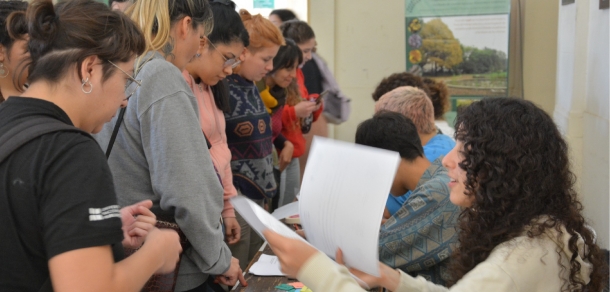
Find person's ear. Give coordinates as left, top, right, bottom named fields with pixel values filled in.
left=240, top=48, right=249, bottom=62
left=178, top=16, right=193, bottom=40
left=79, top=55, right=99, bottom=89
left=0, top=45, right=6, bottom=63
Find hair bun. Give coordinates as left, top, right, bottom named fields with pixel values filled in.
left=26, top=0, right=59, bottom=60
left=239, top=9, right=252, bottom=22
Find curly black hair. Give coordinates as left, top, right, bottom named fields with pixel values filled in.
left=448, top=98, right=607, bottom=291
left=371, top=72, right=431, bottom=102
left=423, top=78, right=449, bottom=119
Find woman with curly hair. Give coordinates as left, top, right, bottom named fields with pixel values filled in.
left=262, top=97, right=607, bottom=292
left=371, top=71, right=431, bottom=102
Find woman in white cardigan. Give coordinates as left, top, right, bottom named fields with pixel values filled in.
left=264, top=97, right=607, bottom=292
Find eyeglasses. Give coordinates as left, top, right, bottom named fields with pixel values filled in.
left=206, top=38, right=241, bottom=69
left=108, top=60, right=142, bottom=101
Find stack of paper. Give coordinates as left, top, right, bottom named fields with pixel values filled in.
left=248, top=254, right=284, bottom=276
left=231, top=137, right=400, bottom=277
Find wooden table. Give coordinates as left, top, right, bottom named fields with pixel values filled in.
left=232, top=243, right=383, bottom=292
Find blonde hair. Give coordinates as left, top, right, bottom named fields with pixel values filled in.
left=375, top=86, right=436, bottom=134
left=127, top=0, right=213, bottom=68
left=239, top=9, right=284, bottom=52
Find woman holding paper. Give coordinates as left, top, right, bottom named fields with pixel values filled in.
left=264, top=98, right=607, bottom=291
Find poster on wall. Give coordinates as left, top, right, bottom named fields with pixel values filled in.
left=406, top=0, right=511, bottom=100
left=253, top=0, right=274, bottom=9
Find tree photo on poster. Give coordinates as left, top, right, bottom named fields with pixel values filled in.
left=406, top=0, right=511, bottom=101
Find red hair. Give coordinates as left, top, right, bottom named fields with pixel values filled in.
left=239, top=9, right=284, bottom=52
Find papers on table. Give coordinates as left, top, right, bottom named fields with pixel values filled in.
left=230, top=196, right=307, bottom=244
left=248, top=254, right=285, bottom=276
left=231, top=137, right=400, bottom=277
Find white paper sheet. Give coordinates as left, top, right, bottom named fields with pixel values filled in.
left=230, top=196, right=307, bottom=243
left=248, top=254, right=285, bottom=276
left=231, top=137, right=400, bottom=278
left=271, top=201, right=300, bottom=220
left=298, top=137, right=400, bottom=276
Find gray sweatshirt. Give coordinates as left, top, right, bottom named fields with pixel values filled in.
left=95, top=52, right=231, bottom=291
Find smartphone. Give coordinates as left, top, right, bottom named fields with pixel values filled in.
left=315, top=90, right=328, bottom=104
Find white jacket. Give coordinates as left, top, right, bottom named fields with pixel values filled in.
left=297, top=223, right=593, bottom=291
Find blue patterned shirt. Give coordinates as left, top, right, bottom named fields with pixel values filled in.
left=379, top=158, right=460, bottom=285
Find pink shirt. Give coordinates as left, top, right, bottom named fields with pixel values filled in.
left=182, top=71, right=236, bottom=218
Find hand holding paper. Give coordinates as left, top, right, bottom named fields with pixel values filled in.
left=231, top=137, right=400, bottom=278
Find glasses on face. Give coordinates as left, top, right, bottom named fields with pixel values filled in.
left=206, top=38, right=241, bottom=69
left=108, top=60, right=142, bottom=101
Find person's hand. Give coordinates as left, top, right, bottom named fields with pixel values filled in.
left=294, top=100, right=316, bottom=118
left=223, top=217, right=241, bottom=245
left=120, top=200, right=157, bottom=249
left=383, top=208, right=391, bottom=219
left=335, top=249, right=400, bottom=291
left=314, top=98, right=323, bottom=111
left=295, top=229, right=306, bottom=239
left=263, top=229, right=317, bottom=278
left=215, top=257, right=247, bottom=286
left=144, top=228, right=182, bottom=274
left=381, top=208, right=391, bottom=226
left=279, top=141, right=294, bottom=171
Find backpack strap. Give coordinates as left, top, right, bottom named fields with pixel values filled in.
left=0, top=116, right=90, bottom=164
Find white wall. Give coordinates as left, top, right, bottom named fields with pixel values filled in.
left=554, top=0, right=609, bottom=249
left=523, top=0, right=558, bottom=114
left=309, top=0, right=406, bottom=142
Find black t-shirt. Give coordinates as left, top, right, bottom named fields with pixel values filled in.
left=0, top=97, right=124, bottom=292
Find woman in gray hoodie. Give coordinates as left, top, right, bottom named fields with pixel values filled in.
left=95, top=0, right=245, bottom=291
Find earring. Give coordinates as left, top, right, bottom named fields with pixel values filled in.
left=0, top=63, right=8, bottom=78
left=81, top=77, right=93, bottom=94
left=195, top=53, right=201, bottom=58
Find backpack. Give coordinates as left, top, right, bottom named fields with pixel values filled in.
left=311, top=53, right=351, bottom=124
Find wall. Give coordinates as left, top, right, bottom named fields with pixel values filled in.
left=309, top=0, right=609, bottom=248
left=554, top=0, right=609, bottom=249
left=522, top=0, right=559, bottom=114
left=309, top=0, right=406, bottom=142
left=311, top=0, right=560, bottom=141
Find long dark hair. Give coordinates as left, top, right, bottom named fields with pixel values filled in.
left=19, top=0, right=145, bottom=87
left=208, top=0, right=248, bottom=113
left=269, top=38, right=301, bottom=75
left=448, top=98, right=606, bottom=291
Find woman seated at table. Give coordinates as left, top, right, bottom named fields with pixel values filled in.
left=264, top=97, right=607, bottom=292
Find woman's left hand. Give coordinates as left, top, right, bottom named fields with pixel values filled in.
left=279, top=141, right=294, bottom=171
left=224, top=217, right=241, bottom=244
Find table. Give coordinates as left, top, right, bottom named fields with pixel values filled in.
left=232, top=243, right=383, bottom=292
